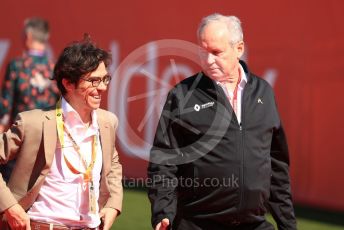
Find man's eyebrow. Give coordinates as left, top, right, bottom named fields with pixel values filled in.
left=88, top=75, right=109, bottom=78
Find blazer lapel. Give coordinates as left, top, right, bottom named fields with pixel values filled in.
left=17, top=109, right=57, bottom=210
left=97, top=110, right=111, bottom=171
left=43, top=109, right=57, bottom=173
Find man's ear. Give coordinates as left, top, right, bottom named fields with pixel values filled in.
left=236, top=41, right=245, bottom=59
left=62, top=78, right=74, bottom=93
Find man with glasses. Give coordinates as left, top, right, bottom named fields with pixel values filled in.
left=0, top=34, right=122, bottom=230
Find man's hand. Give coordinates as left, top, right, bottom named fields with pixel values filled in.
left=155, top=218, right=170, bottom=230
left=99, top=207, right=119, bottom=230
left=0, top=124, right=5, bottom=133
left=4, top=203, right=31, bottom=230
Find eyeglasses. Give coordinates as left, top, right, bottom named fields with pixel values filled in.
left=81, top=74, right=112, bottom=87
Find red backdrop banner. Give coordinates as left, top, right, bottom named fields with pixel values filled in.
left=1, top=0, right=343, bottom=211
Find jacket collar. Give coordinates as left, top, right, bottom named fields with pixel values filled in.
left=239, top=60, right=253, bottom=86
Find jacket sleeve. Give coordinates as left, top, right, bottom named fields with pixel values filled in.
left=148, top=90, right=179, bottom=228
left=0, top=114, right=25, bottom=212
left=268, top=120, right=297, bottom=230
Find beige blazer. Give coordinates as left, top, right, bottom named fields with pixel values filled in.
left=0, top=108, right=123, bottom=214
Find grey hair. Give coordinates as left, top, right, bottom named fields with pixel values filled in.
left=24, top=17, right=50, bottom=43
left=197, top=13, right=243, bottom=45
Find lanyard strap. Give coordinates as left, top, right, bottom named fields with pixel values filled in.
left=56, top=98, right=97, bottom=182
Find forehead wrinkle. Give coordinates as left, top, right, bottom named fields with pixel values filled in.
left=200, top=22, right=230, bottom=49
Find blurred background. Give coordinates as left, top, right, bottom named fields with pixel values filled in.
left=1, top=0, right=344, bottom=229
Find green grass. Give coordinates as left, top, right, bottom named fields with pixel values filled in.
left=113, top=189, right=151, bottom=229
left=112, top=189, right=344, bottom=230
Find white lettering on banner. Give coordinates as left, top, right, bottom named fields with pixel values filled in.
left=262, top=69, right=278, bottom=87
left=0, top=38, right=277, bottom=161
left=107, top=40, right=278, bottom=161
left=0, top=39, right=10, bottom=71
left=108, top=41, right=195, bottom=160
left=107, top=41, right=120, bottom=119
left=109, top=42, right=157, bottom=159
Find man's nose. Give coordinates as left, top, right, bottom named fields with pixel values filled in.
left=206, top=53, right=215, bottom=64
left=97, top=81, right=108, bottom=91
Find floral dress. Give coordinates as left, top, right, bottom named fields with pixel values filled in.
left=0, top=51, right=60, bottom=126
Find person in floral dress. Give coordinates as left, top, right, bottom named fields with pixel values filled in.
left=0, top=17, right=60, bottom=182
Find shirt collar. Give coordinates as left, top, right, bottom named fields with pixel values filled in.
left=26, top=49, right=46, bottom=57
left=61, top=97, right=99, bottom=131
left=215, top=62, right=248, bottom=88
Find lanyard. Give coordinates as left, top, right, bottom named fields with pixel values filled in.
left=56, top=98, right=97, bottom=183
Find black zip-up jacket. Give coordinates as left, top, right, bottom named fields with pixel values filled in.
left=148, top=61, right=297, bottom=230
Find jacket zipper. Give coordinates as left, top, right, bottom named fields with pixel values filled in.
left=238, top=86, right=246, bottom=212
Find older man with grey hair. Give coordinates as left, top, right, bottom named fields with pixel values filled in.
left=148, top=13, right=297, bottom=230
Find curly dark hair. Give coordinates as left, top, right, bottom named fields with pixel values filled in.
left=53, top=34, right=111, bottom=95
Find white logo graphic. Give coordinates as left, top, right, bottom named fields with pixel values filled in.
left=258, top=98, right=263, bottom=104
left=201, top=101, right=214, bottom=109
left=194, top=102, right=214, bottom=112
